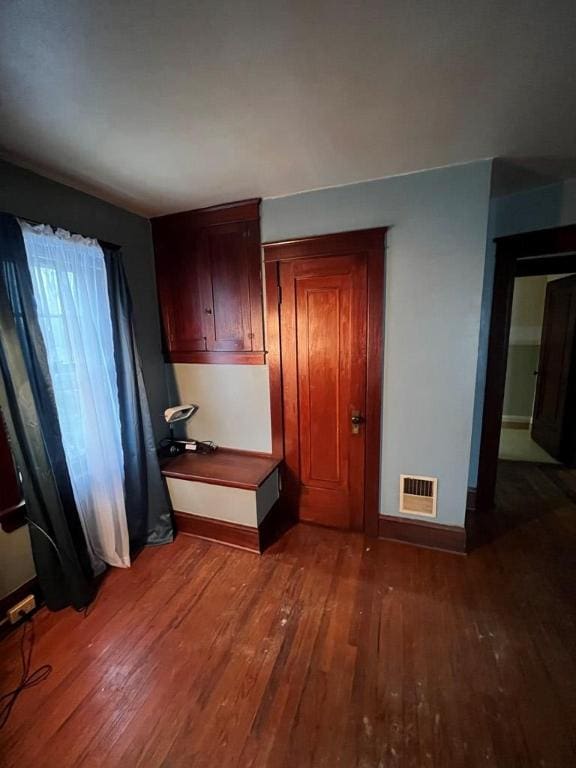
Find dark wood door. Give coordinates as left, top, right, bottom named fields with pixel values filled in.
left=154, top=222, right=209, bottom=353
left=532, top=274, right=576, bottom=460
left=152, top=200, right=265, bottom=364
left=204, top=221, right=261, bottom=352
left=280, top=252, right=368, bottom=530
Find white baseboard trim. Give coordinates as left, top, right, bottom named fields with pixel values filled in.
left=502, top=415, right=531, bottom=429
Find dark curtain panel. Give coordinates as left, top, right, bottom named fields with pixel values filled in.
left=102, top=246, right=174, bottom=551
left=0, top=213, right=95, bottom=610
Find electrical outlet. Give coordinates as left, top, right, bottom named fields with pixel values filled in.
left=7, top=594, right=36, bottom=624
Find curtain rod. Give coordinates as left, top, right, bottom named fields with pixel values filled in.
left=1, top=211, right=121, bottom=252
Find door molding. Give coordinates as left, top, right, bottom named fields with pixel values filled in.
left=476, top=224, right=576, bottom=513
left=263, top=228, right=387, bottom=536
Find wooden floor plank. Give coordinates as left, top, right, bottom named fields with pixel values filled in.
left=1, top=461, right=575, bottom=767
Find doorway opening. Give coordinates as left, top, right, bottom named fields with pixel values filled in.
left=476, top=225, right=576, bottom=539
left=263, top=229, right=386, bottom=536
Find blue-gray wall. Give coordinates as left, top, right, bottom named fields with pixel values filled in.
left=263, top=160, right=493, bottom=525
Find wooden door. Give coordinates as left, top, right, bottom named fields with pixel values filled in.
left=203, top=222, right=260, bottom=352
left=280, top=253, right=368, bottom=530
left=152, top=199, right=265, bottom=364
left=154, top=222, right=209, bottom=354
left=532, top=274, right=576, bottom=460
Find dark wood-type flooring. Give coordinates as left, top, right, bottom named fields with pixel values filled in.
left=1, top=460, right=575, bottom=767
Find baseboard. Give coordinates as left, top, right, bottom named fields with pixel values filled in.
left=466, top=486, right=477, bottom=516
left=174, top=511, right=260, bottom=552
left=174, top=501, right=294, bottom=554
left=501, top=416, right=530, bottom=430
left=378, top=515, right=467, bottom=554
left=0, top=577, right=40, bottom=619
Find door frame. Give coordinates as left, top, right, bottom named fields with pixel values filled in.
left=263, top=228, right=387, bottom=536
left=476, top=223, right=576, bottom=513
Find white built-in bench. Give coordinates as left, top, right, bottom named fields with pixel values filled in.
left=161, top=449, right=286, bottom=552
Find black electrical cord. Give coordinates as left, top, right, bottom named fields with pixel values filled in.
left=0, top=614, right=52, bottom=730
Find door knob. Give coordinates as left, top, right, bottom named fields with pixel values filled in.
left=351, top=410, right=364, bottom=435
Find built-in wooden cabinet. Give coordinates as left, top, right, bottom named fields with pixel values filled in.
left=152, top=199, right=265, bottom=364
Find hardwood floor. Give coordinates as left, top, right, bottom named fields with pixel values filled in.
left=1, top=462, right=575, bottom=767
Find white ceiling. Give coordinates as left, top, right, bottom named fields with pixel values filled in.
left=1, top=0, right=575, bottom=216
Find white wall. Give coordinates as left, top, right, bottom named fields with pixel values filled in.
left=502, top=276, right=547, bottom=422
left=0, top=526, right=35, bottom=599
left=171, top=161, right=492, bottom=526
left=167, top=363, right=271, bottom=452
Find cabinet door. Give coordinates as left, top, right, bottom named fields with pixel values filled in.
left=204, top=222, right=255, bottom=352
left=155, top=225, right=209, bottom=354
left=531, top=275, right=576, bottom=460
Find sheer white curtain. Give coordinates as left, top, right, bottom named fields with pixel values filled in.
left=20, top=222, right=130, bottom=573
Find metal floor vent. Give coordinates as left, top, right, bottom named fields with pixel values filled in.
left=399, top=475, right=437, bottom=518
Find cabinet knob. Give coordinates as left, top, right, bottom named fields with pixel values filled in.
left=204, top=308, right=213, bottom=314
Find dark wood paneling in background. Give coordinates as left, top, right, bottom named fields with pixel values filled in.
left=378, top=514, right=467, bottom=554
left=264, top=228, right=386, bottom=537
left=2, top=466, right=575, bottom=767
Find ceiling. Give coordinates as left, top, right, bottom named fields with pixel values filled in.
left=1, top=0, right=575, bottom=217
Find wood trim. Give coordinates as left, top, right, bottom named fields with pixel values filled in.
left=152, top=198, right=261, bottom=228
left=263, top=228, right=388, bottom=263
left=0, top=577, right=39, bottom=619
left=515, top=253, right=576, bottom=277
left=264, top=260, right=284, bottom=458
left=494, top=224, right=576, bottom=258
left=164, top=350, right=266, bottom=365
left=364, top=240, right=386, bottom=537
left=378, top=515, right=467, bottom=555
left=263, top=228, right=387, bottom=536
left=466, top=486, right=477, bottom=516
left=175, top=511, right=260, bottom=552
left=477, top=232, right=576, bottom=513
left=161, top=449, right=281, bottom=491
left=174, top=500, right=294, bottom=554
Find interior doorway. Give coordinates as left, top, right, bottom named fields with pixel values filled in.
left=477, top=225, right=576, bottom=523
left=263, top=229, right=386, bottom=535
left=498, top=274, right=576, bottom=464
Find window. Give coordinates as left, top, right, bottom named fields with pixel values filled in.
left=20, top=222, right=130, bottom=571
